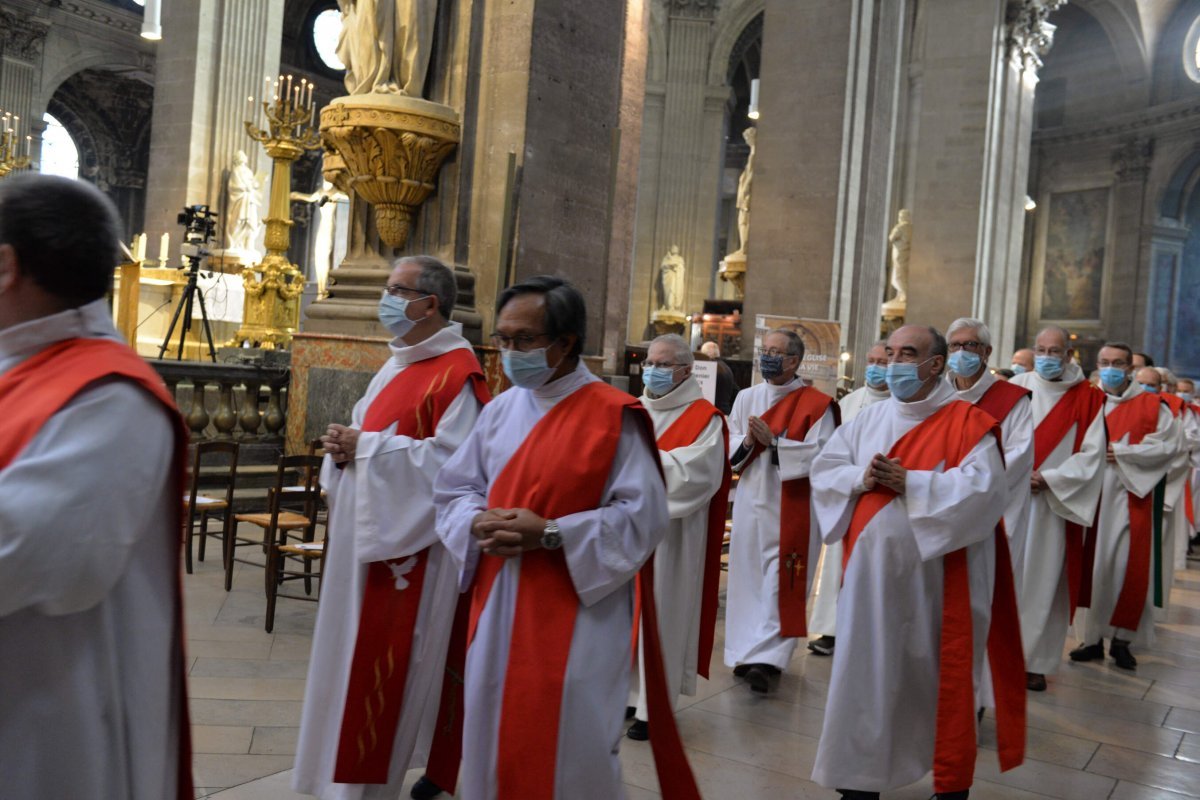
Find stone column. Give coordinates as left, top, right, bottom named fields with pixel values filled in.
left=1145, top=219, right=1187, bottom=359
left=0, top=9, right=49, bottom=168
left=1108, top=136, right=1154, bottom=341
left=143, top=0, right=284, bottom=251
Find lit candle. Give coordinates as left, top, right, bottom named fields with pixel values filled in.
left=306, top=82, right=313, bottom=108
left=134, top=233, right=146, bottom=262
left=24, top=134, right=30, bottom=159
left=286, top=74, right=293, bottom=99
left=159, top=232, right=170, bottom=265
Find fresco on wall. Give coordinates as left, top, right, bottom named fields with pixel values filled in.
left=1040, top=188, right=1109, bottom=321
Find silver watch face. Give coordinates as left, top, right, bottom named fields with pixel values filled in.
left=541, top=523, right=563, bottom=550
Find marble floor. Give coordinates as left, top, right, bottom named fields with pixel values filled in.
left=187, top=540, right=1200, bottom=799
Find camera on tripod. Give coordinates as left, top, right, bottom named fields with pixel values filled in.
left=159, top=205, right=222, bottom=362
left=177, top=204, right=218, bottom=252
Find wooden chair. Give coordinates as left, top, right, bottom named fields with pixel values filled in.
left=227, top=454, right=323, bottom=594
left=183, top=441, right=239, bottom=575
left=259, top=455, right=326, bottom=632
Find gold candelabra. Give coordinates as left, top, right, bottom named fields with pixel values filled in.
left=231, top=75, right=322, bottom=349
left=0, top=111, right=31, bottom=179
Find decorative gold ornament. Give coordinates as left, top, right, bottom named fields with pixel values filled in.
left=0, top=112, right=31, bottom=179
left=718, top=252, right=747, bottom=300
left=319, top=95, right=460, bottom=249
left=231, top=77, right=323, bottom=349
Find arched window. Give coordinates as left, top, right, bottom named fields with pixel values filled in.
left=40, top=113, right=79, bottom=180
left=312, top=8, right=345, bottom=72
left=1183, top=15, right=1200, bottom=83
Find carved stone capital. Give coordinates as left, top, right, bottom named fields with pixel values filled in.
left=0, top=10, right=50, bottom=62
left=668, top=0, right=720, bottom=20
left=1006, top=0, right=1066, bottom=72
left=1112, top=137, right=1153, bottom=182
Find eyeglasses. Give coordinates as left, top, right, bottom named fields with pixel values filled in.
left=948, top=340, right=985, bottom=352
left=1096, top=359, right=1128, bottom=369
left=490, top=332, right=550, bottom=351
left=383, top=283, right=428, bottom=298
left=644, top=361, right=683, bottom=369
left=755, top=347, right=794, bottom=358
left=1033, top=347, right=1066, bottom=357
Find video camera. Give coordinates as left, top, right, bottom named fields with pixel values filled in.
left=177, top=204, right=218, bottom=247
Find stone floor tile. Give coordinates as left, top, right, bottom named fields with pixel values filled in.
left=1165, top=707, right=1200, bottom=735
left=978, top=718, right=1098, bottom=770
left=972, top=753, right=1116, bottom=800
left=191, top=754, right=296, bottom=791
left=191, top=725, right=253, bottom=755
left=186, top=638, right=274, bottom=660
left=191, top=657, right=310, bottom=679
left=249, top=726, right=300, bottom=756
left=1108, top=780, right=1200, bottom=799
left=1022, top=702, right=1184, bottom=757
left=1176, top=733, right=1200, bottom=765
left=188, top=698, right=304, bottom=728
left=189, top=676, right=307, bottom=701
left=1085, top=743, right=1200, bottom=796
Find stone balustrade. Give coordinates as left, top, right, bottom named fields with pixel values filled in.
left=151, top=359, right=290, bottom=443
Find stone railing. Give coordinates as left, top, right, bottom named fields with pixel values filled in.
left=151, top=359, right=290, bottom=443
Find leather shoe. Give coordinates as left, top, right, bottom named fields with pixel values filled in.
left=1069, top=641, right=1104, bottom=662
left=1026, top=672, right=1047, bottom=692
left=625, top=705, right=636, bottom=720
left=935, top=791, right=969, bottom=799
left=745, top=664, right=771, bottom=694
left=733, top=663, right=750, bottom=677
left=1109, top=638, right=1137, bottom=670
left=410, top=776, right=443, bottom=800
left=627, top=719, right=649, bottom=741
left=807, top=635, right=835, bottom=656
left=836, top=791, right=880, bottom=800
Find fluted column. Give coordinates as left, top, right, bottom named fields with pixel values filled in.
left=143, top=0, right=284, bottom=252
left=0, top=9, right=49, bottom=169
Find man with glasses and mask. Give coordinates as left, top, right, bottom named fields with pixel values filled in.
left=809, top=324, right=1024, bottom=800
left=624, top=333, right=730, bottom=742
left=433, top=276, right=699, bottom=799
left=294, top=255, right=491, bottom=800
left=1007, top=325, right=1106, bottom=693
left=1070, top=342, right=1177, bottom=672
left=723, top=328, right=838, bottom=694
left=807, top=340, right=890, bottom=658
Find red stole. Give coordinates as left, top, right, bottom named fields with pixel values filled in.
left=1103, top=392, right=1166, bottom=632
left=0, top=337, right=193, bottom=800
left=974, top=378, right=1030, bottom=424
left=653, top=398, right=731, bottom=678
left=1030, top=380, right=1106, bottom=619
left=841, top=400, right=1025, bottom=794
left=334, top=347, right=490, bottom=784
left=739, top=385, right=839, bottom=637
left=467, top=382, right=700, bottom=799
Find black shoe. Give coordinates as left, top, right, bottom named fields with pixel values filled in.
left=745, top=664, right=771, bottom=694
left=627, top=719, right=649, bottom=741
left=733, top=663, right=750, bottom=677
left=837, top=791, right=880, bottom=800
left=625, top=705, right=636, bottom=720
left=1069, top=641, right=1104, bottom=662
left=1109, top=638, right=1137, bottom=671
left=807, top=635, right=835, bottom=656
left=410, top=776, right=443, bottom=800
left=935, top=792, right=969, bottom=800
left=1026, top=672, right=1047, bottom=692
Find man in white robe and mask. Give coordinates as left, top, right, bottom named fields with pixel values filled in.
left=1071, top=343, right=1177, bottom=671
left=626, top=333, right=729, bottom=741
left=810, top=324, right=1025, bottom=800
left=293, top=256, right=490, bottom=800
left=434, top=276, right=699, bottom=800
left=1147, top=368, right=1196, bottom=589
left=1010, top=326, right=1106, bottom=692
left=0, top=175, right=191, bottom=799
left=806, top=339, right=889, bottom=657
left=725, top=329, right=838, bottom=693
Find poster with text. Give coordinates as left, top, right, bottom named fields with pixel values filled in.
left=753, top=315, right=841, bottom=397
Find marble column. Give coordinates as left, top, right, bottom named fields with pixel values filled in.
left=1108, top=136, right=1154, bottom=342
left=143, top=0, right=284, bottom=254
left=1145, top=218, right=1187, bottom=360
left=0, top=9, right=49, bottom=168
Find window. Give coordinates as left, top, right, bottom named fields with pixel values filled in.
left=40, top=113, right=79, bottom=180
left=1184, top=15, right=1200, bottom=83
left=312, top=8, right=345, bottom=72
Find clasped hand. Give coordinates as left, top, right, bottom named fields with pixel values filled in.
left=863, top=453, right=906, bottom=494
left=745, top=416, right=774, bottom=449
left=471, top=508, right=547, bottom=558
left=322, top=423, right=361, bottom=464
left=1030, top=469, right=1047, bottom=494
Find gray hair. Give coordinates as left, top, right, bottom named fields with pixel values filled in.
left=947, top=317, right=992, bottom=348
left=1037, top=325, right=1072, bottom=350
left=765, top=328, right=805, bottom=358
left=651, top=333, right=694, bottom=366
left=396, top=255, right=456, bottom=321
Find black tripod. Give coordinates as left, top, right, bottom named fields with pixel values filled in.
left=158, top=251, right=218, bottom=362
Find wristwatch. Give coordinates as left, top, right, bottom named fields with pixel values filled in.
left=540, top=519, right=563, bottom=550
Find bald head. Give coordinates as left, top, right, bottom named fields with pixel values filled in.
left=885, top=324, right=947, bottom=402
left=1011, top=348, right=1034, bottom=373
left=1136, top=367, right=1161, bottom=392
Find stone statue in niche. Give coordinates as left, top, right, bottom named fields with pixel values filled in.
left=291, top=181, right=349, bottom=297
left=226, top=150, right=263, bottom=257
left=887, top=208, right=911, bottom=305
left=336, top=0, right=438, bottom=97
left=731, top=126, right=756, bottom=257
left=656, top=244, right=686, bottom=313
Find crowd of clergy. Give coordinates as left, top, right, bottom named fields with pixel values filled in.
left=3, top=173, right=1199, bottom=800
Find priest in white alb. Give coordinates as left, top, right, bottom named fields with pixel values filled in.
left=810, top=324, right=1025, bottom=800
left=1009, top=326, right=1105, bottom=692
left=725, top=328, right=838, bottom=693
left=293, top=256, right=490, bottom=800
left=1071, top=343, right=1177, bottom=671
left=434, top=276, right=699, bottom=800
left=626, top=333, right=729, bottom=742
left=806, top=339, right=889, bottom=657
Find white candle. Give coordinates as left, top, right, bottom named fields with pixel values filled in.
left=159, top=232, right=169, bottom=264
left=24, top=134, right=30, bottom=158
left=307, top=83, right=313, bottom=108
left=134, top=233, right=146, bottom=262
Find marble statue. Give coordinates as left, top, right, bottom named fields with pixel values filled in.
left=732, top=126, right=756, bottom=256
left=336, top=0, right=438, bottom=97
left=226, top=150, right=263, bottom=255
left=291, top=181, right=349, bottom=296
left=888, top=208, right=911, bottom=304
left=656, top=244, right=686, bottom=313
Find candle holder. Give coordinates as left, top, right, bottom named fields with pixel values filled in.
left=0, top=115, right=31, bottom=179
left=231, top=77, right=323, bottom=349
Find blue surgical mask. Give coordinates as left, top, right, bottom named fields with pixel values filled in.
left=1100, top=367, right=1128, bottom=392
left=1011, top=364, right=1027, bottom=375
left=502, top=347, right=559, bottom=389
left=642, top=366, right=679, bottom=396
left=759, top=354, right=784, bottom=380
left=1181, top=392, right=1194, bottom=403
left=1139, top=384, right=1159, bottom=394
left=378, top=293, right=418, bottom=338
left=948, top=351, right=982, bottom=377
left=864, top=364, right=887, bottom=388
left=1034, top=355, right=1064, bottom=380
left=886, top=358, right=933, bottom=402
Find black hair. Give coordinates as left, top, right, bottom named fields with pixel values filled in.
left=1133, top=351, right=1154, bottom=367
left=497, top=275, right=586, bottom=357
left=0, top=174, right=122, bottom=305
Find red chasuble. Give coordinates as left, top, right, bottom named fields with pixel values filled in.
left=1028, top=380, right=1106, bottom=619
left=0, top=337, right=192, bottom=800
left=841, top=400, right=1025, bottom=794
left=467, top=381, right=700, bottom=800
left=653, top=398, right=731, bottom=678
left=333, top=347, right=490, bottom=784
left=974, top=378, right=1030, bottom=425
left=738, top=385, right=839, bottom=637
left=1102, top=391, right=1167, bottom=632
